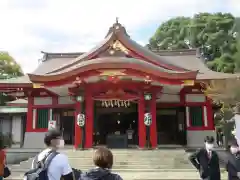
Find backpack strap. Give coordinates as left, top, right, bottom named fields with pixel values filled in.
left=32, top=155, right=40, bottom=169
left=33, top=150, right=59, bottom=170
left=42, top=151, right=59, bottom=170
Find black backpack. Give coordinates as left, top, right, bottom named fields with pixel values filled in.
left=23, top=151, right=59, bottom=180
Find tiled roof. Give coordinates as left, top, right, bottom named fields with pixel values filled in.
left=6, top=98, right=28, bottom=104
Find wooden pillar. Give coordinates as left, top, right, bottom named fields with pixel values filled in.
left=26, top=96, right=33, bottom=132
left=206, top=98, right=214, bottom=130
left=138, top=93, right=146, bottom=148
left=150, top=92, right=157, bottom=148
left=74, top=101, right=81, bottom=149
left=85, top=90, right=93, bottom=148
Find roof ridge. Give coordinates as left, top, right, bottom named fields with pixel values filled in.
left=41, top=51, right=84, bottom=55
left=46, top=22, right=192, bottom=74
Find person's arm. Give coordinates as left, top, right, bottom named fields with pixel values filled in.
left=188, top=149, right=201, bottom=170
left=226, top=116, right=235, bottom=124
left=60, top=154, right=74, bottom=180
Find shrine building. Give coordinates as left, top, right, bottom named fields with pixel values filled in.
left=0, top=21, right=236, bottom=149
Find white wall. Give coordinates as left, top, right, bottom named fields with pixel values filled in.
left=58, top=96, right=74, bottom=104
left=24, top=132, right=46, bottom=148
left=11, top=116, right=22, bottom=143
left=157, top=94, right=180, bottom=102
left=0, top=116, right=11, bottom=134
left=187, top=130, right=216, bottom=147
left=34, top=97, right=53, bottom=105
left=185, top=94, right=206, bottom=102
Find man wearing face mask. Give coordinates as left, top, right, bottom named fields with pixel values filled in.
left=31, top=130, right=74, bottom=180
left=189, top=136, right=221, bottom=180
left=220, top=140, right=240, bottom=180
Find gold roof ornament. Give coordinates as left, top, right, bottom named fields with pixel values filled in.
left=111, top=40, right=129, bottom=54
left=33, top=83, right=44, bottom=88
left=99, top=69, right=126, bottom=76
left=183, top=80, right=194, bottom=86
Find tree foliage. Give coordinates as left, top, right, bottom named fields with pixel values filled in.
left=148, top=13, right=239, bottom=73
left=0, top=52, right=23, bottom=79
left=234, top=38, right=240, bottom=71
left=0, top=52, right=23, bottom=105
left=233, top=17, right=240, bottom=34
left=148, top=17, right=191, bottom=50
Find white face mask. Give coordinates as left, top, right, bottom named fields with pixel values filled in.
left=205, top=143, right=214, bottom=150
left=230, top=147, right=239, bottom=154
left=57, top=139, right=65, bottom=148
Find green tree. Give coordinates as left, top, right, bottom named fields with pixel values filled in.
left=233, top=17, right=240, bottom=34
left=148, top=17, right=191, bottom=50
left=233, top=38, right=240, bottom=72
left=148, top=13, right=238, bottom=73
left=0, top=52, right=23, bottom=105
left=0, top=52, right=23, bottom=79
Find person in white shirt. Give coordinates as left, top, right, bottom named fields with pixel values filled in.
left=32, top=130, right=73, bottom=180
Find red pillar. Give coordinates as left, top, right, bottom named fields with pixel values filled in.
left=138, top=93, right=146, bottom=148
left=206, top=98, right=214, bottom=130
left=85, top=90, right=93, bottom=148
left=150, top=92, right=157, bottom=148
left=26, top=96, right=33, bottom=132
left=74, top=101, right=81, bottom=149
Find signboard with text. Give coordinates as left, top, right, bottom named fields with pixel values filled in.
left=48, top=120, right=56, bottom=130
left=144, top=113, right=152, bottom=126
left=77, top=113, right=85, bottom=127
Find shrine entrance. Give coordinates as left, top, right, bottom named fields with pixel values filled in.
left=92, top=88, right=139, bottom=148
left=94, top=102, right=138, bottom=148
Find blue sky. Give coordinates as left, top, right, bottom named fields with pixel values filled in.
left=0, top=0, right=239, bottom=73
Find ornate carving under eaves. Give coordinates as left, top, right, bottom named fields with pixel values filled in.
left=111, top=40, right=129, bottom=54
left=99, top=47, right=127, bottom=57
left=98, top=69, right=126, bottom=76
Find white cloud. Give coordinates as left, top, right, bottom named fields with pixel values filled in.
left=0, top=0, right=238, bottom=73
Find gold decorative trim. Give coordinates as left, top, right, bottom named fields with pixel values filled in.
left=99, top=69, right=126, bottom=76
left=111, top=40, right=129, bottom=54
left=183, top=80, right=194, bottom=86
left=33, top=83, right=44, bottom=88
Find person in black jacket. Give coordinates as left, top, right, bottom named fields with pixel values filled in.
left=80, top=147, right=123, bottom=180
left=189, top=136, right=221, bottom=180
left=220, top=140, right=240, bottom=180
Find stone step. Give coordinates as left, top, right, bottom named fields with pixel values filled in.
left=5, top=171, right=229, bottom=180
left=10, top=166, right=193, bottom=172
left=7, top=149, right=195, bottom=180
left=14, top=159, right=190, bottom=166
left=11, top=161, right=192, bottom=168
left=61, top=150, right=187, bottom=154
left=9, top=168, right=205, bottom=173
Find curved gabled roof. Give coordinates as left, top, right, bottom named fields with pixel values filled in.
left=28, top=57, right=198, bottom=83
left=47, top=22, right=191, bottom=75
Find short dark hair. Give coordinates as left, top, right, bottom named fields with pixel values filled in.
left=93, top=147, right=113, bottom=169
left=44, top=130, right=61, bottom=146
left=204, top=136, right=215, bottom=143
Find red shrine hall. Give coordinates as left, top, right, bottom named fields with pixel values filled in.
left=0, top=21, right=235, bottom=149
